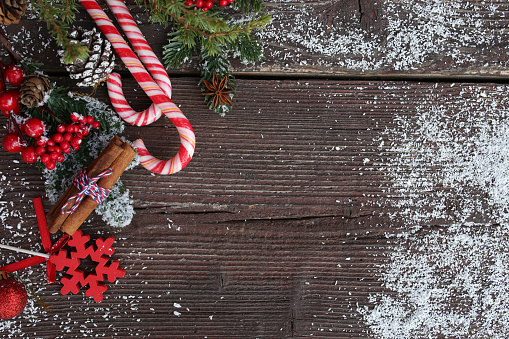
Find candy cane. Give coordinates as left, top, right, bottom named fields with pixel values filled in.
left=105, top=0, right=171, bottom=126
left=80, top=0, right=195, bottom=174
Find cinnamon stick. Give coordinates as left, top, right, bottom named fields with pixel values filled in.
left=46, top=136, right=133, bottom=234
left=60, top=141, right=136, bottom=235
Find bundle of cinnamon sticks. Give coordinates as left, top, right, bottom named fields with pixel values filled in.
left=47, top=136, right=136, bottom=235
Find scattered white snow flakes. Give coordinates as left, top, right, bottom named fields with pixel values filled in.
left=360, top=85, right=509, bottom=338
left=359, top=224, right=509, bottom=339
left=258, top=0, right=504, bottom=71
left=382, top=85, right=509, bottom=225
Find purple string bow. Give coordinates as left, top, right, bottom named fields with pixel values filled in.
left=61, top=168, right=114, bottom=214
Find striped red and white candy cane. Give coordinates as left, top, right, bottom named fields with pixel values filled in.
left=80, top=0, right=195, bottom=174
left=106, top=0, right=170, bottom=126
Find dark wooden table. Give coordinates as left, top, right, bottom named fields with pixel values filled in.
left=2, top=1, right=509, bottom=337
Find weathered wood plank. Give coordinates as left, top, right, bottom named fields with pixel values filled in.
left=1, top=78, right=507, bottom=337
left=4, top=0, right=509, bottom=77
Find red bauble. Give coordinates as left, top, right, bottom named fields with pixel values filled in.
left=24, top=118, right=45, bottom=137
left=0, top=90, right=20, bottom=114
left=2, top=133, right=23, bottom=152
left=4, top=65, right=25, bottom=86
left=21, top=145, right=38, bottom=163
left=0, top=279, right=27, bottom=319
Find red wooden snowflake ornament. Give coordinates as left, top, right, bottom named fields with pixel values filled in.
left=49, top=230, right=126, bottom=302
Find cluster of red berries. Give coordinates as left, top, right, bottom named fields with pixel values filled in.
left=0, top=64, right=24, bottom=117
left=3, top=113, right=100, bottom=170
left=184, top=0, right=234, bottom=11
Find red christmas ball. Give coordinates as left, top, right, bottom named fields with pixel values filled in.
left=2, top=133, right=23, bottom=152
left=0, top=279, right=27, bottom=319
left=4, top=64, right=25, bottom=86
left=21, top=145, right=38, bottom=163
left=0, top=90, right=20, bottom=114
left=24, top=118, right=45, bottom=137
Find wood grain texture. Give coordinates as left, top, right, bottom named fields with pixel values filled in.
left=1, top=77, right=505, bottom=337
left=4, top=0, right=509, bottom=78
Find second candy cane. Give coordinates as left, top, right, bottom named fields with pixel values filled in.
left=80, top=0, right=195, bottom=174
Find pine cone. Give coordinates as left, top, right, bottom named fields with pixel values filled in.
left=59, top=28, right=115, bottom=87
left=0, top=0, right=27, bottom=25
left=20, top=74, right=52, bottom=108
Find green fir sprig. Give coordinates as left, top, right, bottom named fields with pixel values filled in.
left=145, top=0, right=271, bottom=115
left=29, top=0, right=89, bottom=64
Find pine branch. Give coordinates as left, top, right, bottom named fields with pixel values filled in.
left=142, top=0, right=271, bottom=115
left=30, top=0, right=89, bottom=64
left=200, top=51, right=235, bottom=116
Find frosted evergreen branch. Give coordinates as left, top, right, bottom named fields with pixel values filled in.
left=31, top=0, right=89, bottom=64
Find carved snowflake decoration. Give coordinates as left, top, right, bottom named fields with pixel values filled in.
left=49, top=229, right=126, bottom=302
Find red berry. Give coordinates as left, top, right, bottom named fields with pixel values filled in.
left=21, top=146, right=38, bottom=163
left=81, top=127, right=90, bottom=136
left=202, top=6, right=209, bottom=10
left=46, top=146, right=55, bottom=153
left=4, top=65, right=25, bottom=86
left=70, top=112, right=81, bottom=122
left=63, top=132, right=73, bottom=142
left=62, top=147, right=71, bottom=154
left=56, top=124, right=66, bottom=133
left=71, top=137, right=82, bottom=146
left=219, top=0, right=227, bottom=6
left=46, top=160, right=56, bottom=170
left=65, top=124, right=74, bottom=133
left=85, top=116, right=94, bottom=124
left=50, top=152, right=59, bottom=160
left=35, top=146, right=46, bottom=156
left=24, top=118, right=45, bottom=137
left=46, top=139, right=55, bottom=147
left=40, top=153, right=50, bottom=163
left=35, top=136, right=48, bottom=147
left=204, top=0, right=213, bottom=8
left=2, top=133, right=23, bottom=152
left=195, top=0, right=203, bottom=7
left=92, top=121, right=100, bottom=129
left=52, top=133, right=63, bottom=143
left=54, top=146, right=62, bottom=154
left=0, top=90, right=19, bottom=113
left=56, top=154, right=65, bottom=162
left=184, top=0, right=193, bottom=5
left=60, top=141, right=70, bottom=150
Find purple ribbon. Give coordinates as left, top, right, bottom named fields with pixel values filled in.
left=61, top=168, right=114, bottom=214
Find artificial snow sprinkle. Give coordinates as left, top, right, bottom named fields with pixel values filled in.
left=258, top=0, right=503, bottom=72
left=360, top=84, right=509, bottom=338
left=359, top=224, right=509, bottom=338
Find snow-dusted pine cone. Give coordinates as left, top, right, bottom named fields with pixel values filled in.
left=0, top=0, right=27, bottom=25
left=59, top=28, right=115, bottom=87
left=20, top=74, right=52, bottom=108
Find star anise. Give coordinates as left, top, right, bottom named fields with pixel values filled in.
left=202, top=72, right=233, bottom=108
